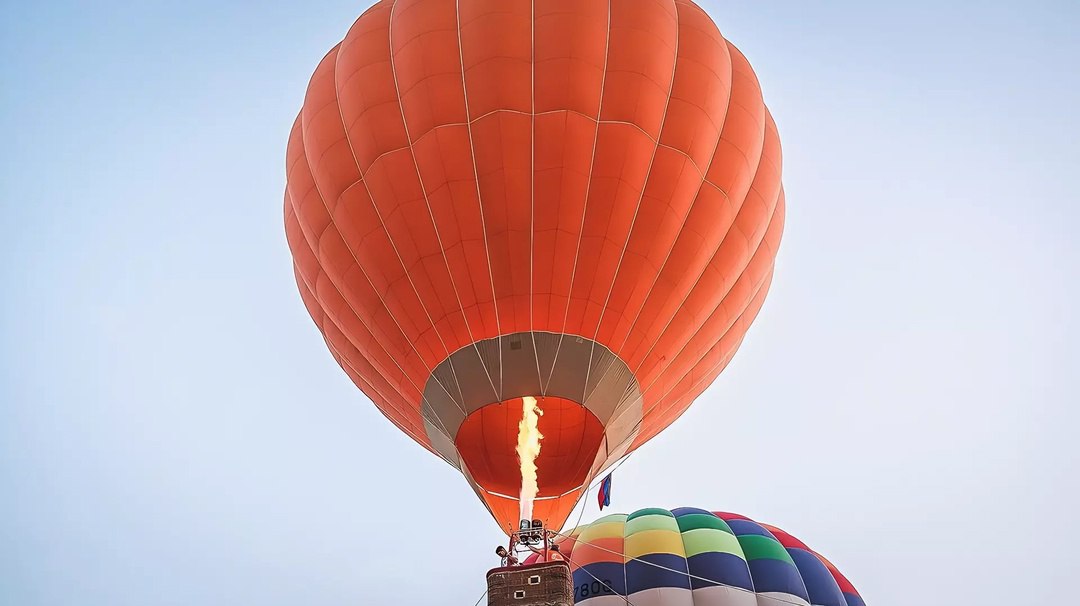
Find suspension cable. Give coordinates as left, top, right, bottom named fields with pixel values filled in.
left=563, top=452, right=636, bottom=539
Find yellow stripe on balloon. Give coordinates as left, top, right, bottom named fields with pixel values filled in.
left=624, top=529, right=686, bottom=561
left=577, top=520, right=626, bottom=543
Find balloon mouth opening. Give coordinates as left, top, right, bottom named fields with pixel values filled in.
left=455, top=395, right=605, bottom=528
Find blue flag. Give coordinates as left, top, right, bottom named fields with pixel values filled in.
left=597, top=473, right=612, bottom=510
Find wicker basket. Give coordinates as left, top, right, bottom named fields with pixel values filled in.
left=486, top=561, right=574, bottom=606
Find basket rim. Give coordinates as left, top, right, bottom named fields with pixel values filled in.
left=485, top=560, right=572, bottom=579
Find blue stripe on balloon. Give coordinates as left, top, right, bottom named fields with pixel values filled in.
left=626, top=553, right=690, bottom=593
left=747, top=557, right=810, bottom=601
left=788, top=548, right=846, bottom=606
left=572, top=562, right=626, bottom=597
left=844, top=592, right=867, bottom=606
left=686, top=552, right=754, bottom=591
left=727, top=519, right=773, bottom=537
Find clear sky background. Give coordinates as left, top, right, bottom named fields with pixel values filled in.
left=2, top=1, right=1078, bottom=604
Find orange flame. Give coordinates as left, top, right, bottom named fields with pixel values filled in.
left=515, top=396, right=544, bottom=522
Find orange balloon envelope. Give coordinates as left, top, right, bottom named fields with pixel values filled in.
left=285, top=0, right=785, bottom=533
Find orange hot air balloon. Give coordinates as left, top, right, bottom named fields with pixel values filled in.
left=285, top=0, right=784, bottom=533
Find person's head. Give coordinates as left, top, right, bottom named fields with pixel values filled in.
left=496, top=546, right=508, bottom=557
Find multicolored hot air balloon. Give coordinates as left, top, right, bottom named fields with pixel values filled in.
left=526, top=508, right=865, bottom=606
left=284, top=0, right=785, bottom=532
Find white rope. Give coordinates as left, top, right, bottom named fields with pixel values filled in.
left=543, top=0, right=613, bottom=395
left=452, top=0, right=505, bottom=401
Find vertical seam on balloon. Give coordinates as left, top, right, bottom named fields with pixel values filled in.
left=385, top=4, right=498, bottom=421
left=612, top=17, right=734, bottom=356
left=289, top=202, right=461, bottom=454
left=529, top=0, right=544, bottom=394
left=677, top=508, right=692, bottom=593
left=810, top=547, right=861, bottom=601
left=288, top=182, right=460, bottom=460
left=312, top=178, right=469, bottom=442
left=288, top=206, right=433, bottom=445
left=305, top=48, right=470, bottom=422
left=621, top=520, right=630, bottom=605
left=318, top=179, right=471, bottom=430
left=600, top=205, right=779, bottom=450
left=629, top=141, right=777, bottom=387
left=384, top=0, right=501, bottom=413
left=638, top=230, right=777, bottom=429
left=582, top=0, right=682, bottom=406
left=580, top=351, right=637, bottom=428
left=292, top=77, right=463, bottom=457
left=639, top=263, right=773, bottom=442
left=718, top=511, right=754, bottom=588
left=626, top=206, right=779, bottom=445
left=454, top=0, right=506, bottom=403
left=315, top=308, right=456, bottom=466
left=289, top=157, right=437, bottom=435
left=759, top=525, right=812, bottom=602
left=349, top=110, right=712, bottom=404
left=542, top=0, right=613, bottom=396
left=598, top=197, right=779, bottom=449
left=559, top=36, right=711, bottom=416
left=623, top=50, right=771, bottom=383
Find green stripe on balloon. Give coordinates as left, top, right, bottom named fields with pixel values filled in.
left=681, top=528, right=746, bottom=559
left=592, top=513, right=629, bottom=525
left=626, top=507, right=675, bottom=521
left=675, top=513, right=733, bottom=534
left=736, top=535, right=796, bottom=563
left=626, top=513, right=681, bottom=535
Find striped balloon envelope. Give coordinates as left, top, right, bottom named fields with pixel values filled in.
left=528, top=507, right=865, bottom=606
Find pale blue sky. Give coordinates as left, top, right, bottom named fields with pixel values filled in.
left=2, top=1, right=1078, bottom=605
